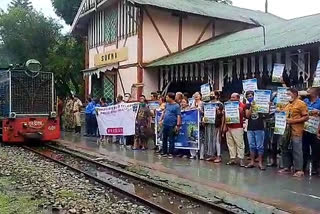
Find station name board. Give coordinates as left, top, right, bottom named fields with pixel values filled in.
left=94, top=47, right=128, bottom=67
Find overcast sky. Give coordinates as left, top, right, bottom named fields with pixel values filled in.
left=0, top=0, right=320, bottom=33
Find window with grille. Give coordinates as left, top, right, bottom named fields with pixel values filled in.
left=88, top=0, right=138, bottom=48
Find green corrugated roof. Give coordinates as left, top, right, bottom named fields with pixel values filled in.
left=148, top=13, right=320, bottom=67
left=129, top=0, right=284, bottom=25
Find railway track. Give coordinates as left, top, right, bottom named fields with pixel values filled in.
left=23, top=144, right=235, bottom=214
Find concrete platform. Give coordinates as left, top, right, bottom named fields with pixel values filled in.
left=58, top=132, right=320, bottom=214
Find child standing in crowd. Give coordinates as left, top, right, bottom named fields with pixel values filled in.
left=223, top=93, right=246, bottom=167
left=133, top=95, right=152, bottom=150
left=279, top=88, right=309, bottom=177
left=245, top=91, right=266, bottom=170
left=191, top=92, right=204, bottom=159
left=159, top=92, right=182, bottom=159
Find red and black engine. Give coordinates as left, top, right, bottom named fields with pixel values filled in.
left=0, top=60, right=60, bottom=143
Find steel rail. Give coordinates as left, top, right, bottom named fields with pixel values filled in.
left=46, top=144, right=235, bottom=214
left=23, top=145, right=174, bottom=214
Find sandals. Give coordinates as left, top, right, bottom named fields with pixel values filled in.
left=214, top=157, right=222, bottom=163
left=293, top=171, right=304, bottom=177
left=278, top=168, right=291, bottom=174
left=245, top=163, right=255, bottom=168
left=258, top=164, right=266, bottom=171
left=226, top=160, right=236, bottom=165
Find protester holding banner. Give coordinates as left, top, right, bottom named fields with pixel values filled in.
left=279, top=88, right=309, bottom=177
left=133, top=95, right=152, bottom=150
left=245, top=91, right=267, bottom=170
left=302, top=87, right=320, bottom=175
left=223, top=93, right=246, bottom=167
left=84, top=97, right=95, bottom=137
left=159, top=93, right=182, bottom=159
left=191, top=92, right=204, bottom=159
left=175, top=92, right=184, bottom=105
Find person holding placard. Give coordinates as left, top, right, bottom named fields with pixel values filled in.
left=303, top=87, right=320, bottom=175
left=191, top=92, right=204, bottom=159
left=203, top=92, right=223, bottom=162
left=223, top=93, right=246, bottom=167
left=279, top=88, right=309, bottom=177
left=245, top=91, right=267, bottom=170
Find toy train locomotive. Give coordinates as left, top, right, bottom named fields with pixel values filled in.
left=0, top=59, right=60, bottom=143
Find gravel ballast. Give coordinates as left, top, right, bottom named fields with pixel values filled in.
left=0, top=146, right=152, bottom=214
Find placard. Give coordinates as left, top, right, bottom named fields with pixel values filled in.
left=96, top=103, right=139, bottom=136
left=188, top=98, right=194, bottom=107
left=253, top=90, right=271, bottom=113
left=203, top=103, right=217, bottom=124
left=277, top=87, right=289, bottom=106
left=242, top=79, right=258, bottom=92
left=274, top=111, right=287, bottom=135
left=312, top=60, right=320, bottom=87
left=272, top=63, right=285, bottom=82
left=225, top=101, right=240, bottom=124
left=304, top=116, right=320, bottom=134
left=148, top=101, right=160, bottom=111
left=155, top=109, right=200, bottom=150
left=201, top=83, right=211, bottom=101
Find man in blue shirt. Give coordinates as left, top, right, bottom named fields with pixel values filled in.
left=84, top=98, right=95, bottom=137
left=159, top=92, right=182, bottom=159
left=303, top=87, right=320, bottom=175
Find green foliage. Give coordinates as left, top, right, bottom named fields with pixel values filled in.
left=8, top=0, right=33, bottom=10
left=0, top=4, right=85, bottom=97
left=51, top=0, right=82, bottom=25
left=0, top=7, right=61, bottom=64
left=46, top=35, right=84, bottom=97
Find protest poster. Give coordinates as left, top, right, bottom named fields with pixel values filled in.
left=277, top=87, right=289, bottom=106
left=274, top=111, right=287, bottom=135
left=188, top=98, right=194, bottom=107
left=148, top=101, right=160, bottom=111
left=224, top=101, right=240, bottom=124
left=201, top=83, right=211, bottom=101
left=304, top=116, right=320, bottom=134
left=272, top=63, right=285, bottom=82
left=312, top=60, right=320, bottom=87
left=96, top=103, right=139, bottom=136
left=155, top=109, right=200, bottom=150
left=203, top=103, right=217, bottom=124
left=242, top=79, right=258, bottom=92
left=253, top=90, right=271, bottom=113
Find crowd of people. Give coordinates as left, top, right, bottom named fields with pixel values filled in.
left=59, top=85, right=320, bottom=178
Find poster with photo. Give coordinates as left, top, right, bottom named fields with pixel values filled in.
left=274, top=111, right=287, bottom=135
left=277, top=87, right=289, bottom=106
left=242, top=79, right=258, bottom=92
left=201, top=83, right=211, bottom=101
left=272, top=63, right=285, bottom=83
left=203, top=103, right=217, bottom=124
left=224, top=101, right=240, bottom=124
left=304, top=116, right=320, bottom=134
left=253, top=90, right=271, bottom=113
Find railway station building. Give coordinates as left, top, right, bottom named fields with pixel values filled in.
left=72, top=0, right=320, bottom=100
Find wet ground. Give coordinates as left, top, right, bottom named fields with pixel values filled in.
left=60, top=132, right=320, bottom=213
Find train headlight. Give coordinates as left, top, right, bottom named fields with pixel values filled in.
left=9, top=112, right=16, bottom=119
left=49, top=111, right=57, bottom=119
left=26, top=59, right=41, bottom=72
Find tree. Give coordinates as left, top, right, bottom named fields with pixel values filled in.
left=8, top=0, right=33, bottom=10
left=0, top=7, right=61, bottom=65
left=51, top=0, right=81, bottom=25
left=46, top=36, right=85, bottom=97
